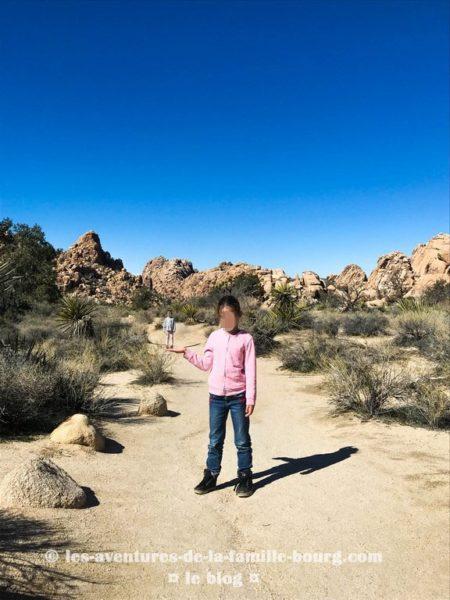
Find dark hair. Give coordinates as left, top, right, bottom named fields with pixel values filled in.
left=216, top=295, right=242, bottom=318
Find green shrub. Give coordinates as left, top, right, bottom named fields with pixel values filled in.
left=341, top=311, right=388, bottom=336
left=422, top=280, right=450, bottom=307
left=278, top=334, right=359, bottom=373
left=130, top=287, right=155, bottom=311
left=195, top=307, right=218, bottom=326
left=0, top=342, right=105, bottom=434
left=0, top=218, right=60, bottom=315
left=241, top=310, right=281, bottom=356
left=312, top=313, right=341, bottom=337
left=315, top=288, right=345, bottom=310
left=278, top=335, right=325, bottom=373
left=269, top=303, right=314, bottom=332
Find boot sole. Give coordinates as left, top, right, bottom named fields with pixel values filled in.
left=194, top=487, right=216, bottom=494
left=236, top=490, right=254, bottom=497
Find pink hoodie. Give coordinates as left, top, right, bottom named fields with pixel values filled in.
left=183, top=327, right=257, bottom=405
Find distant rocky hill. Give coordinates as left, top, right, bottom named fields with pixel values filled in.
left=55, top=231, right=142, bottom=304
left=54, top=231, right=450, bottom=306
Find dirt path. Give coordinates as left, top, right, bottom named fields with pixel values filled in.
left=1, top=322, right=449, bottom=599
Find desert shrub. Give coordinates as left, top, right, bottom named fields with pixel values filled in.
left=392, top=308, right=450, bottom=361
left=269, top=303, right=314, bottom=333
left=325, top=350, right=412, bottom=417
left=0, top=341, right=105, bottom=434
left=277, top=335, right=361, bottom=373
left=422, top=280, right=450, bottom=307
left=128, top=309, right=152, bottom=325
left=315, top=288, right=345, bottom=310
left=402, top=378, right=450, bottom=428
left=241, top=310, right=281, bottom=356
left=130, top=287, right=156, bottom=311
left=93, top=323, right=148, bottom=371
left=341, top=311, right=388, bottom=336
left=39, top=318, right=148, bottom=374
left=217, top=273, right=265, bottom=300
left=312, top=312, right=341, bottom=336
left=278, top=335, right=326, bottom=373
left=7, top=301, right=62, bottom=345
left=132, top=345, right=174, bottom=385
left=192, top=275, right=265, bottom=310
left=195, top=307, right=218, bottom=326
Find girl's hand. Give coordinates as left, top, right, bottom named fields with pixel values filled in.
left=166, top=347, right=186, bottom=353
left=245, top=405, right=254, bottom=417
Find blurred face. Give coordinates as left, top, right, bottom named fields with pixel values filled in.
left=219, top=305, right=239, bottom=332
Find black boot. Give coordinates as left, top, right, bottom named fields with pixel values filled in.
left=234, top=469, right=254, bottom=497
left=194, top=468, right=219, bottom=494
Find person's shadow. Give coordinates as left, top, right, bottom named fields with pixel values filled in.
left=216, top=446, right=359, bottom=492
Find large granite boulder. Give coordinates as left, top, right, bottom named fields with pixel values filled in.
left=0, top=457, right=87, bottom=509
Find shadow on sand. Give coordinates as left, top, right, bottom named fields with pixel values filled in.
left=215, top=446, right=359, bottom=492
left=0, top=510, right=99, bottom=598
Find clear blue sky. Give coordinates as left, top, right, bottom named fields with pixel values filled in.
left=1, top=0, right=448, bottom=278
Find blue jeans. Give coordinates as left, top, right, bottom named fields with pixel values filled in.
left=206, top=391, right=253, bottom=475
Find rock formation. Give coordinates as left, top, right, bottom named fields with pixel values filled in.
left=55, top=231, right=142, bottom=305
left=298, top=271, right=325, bottom=299
left=0, top=456, right=87, bottom=508
left=365, top=252, right=416, bottom=301
left=406, top=233, right=450, bottom=296
left=141, top=256, right=195, bottom=297
left=328, top=264, right=367, bottom=291
left=54, top=231, right=449, bottom=306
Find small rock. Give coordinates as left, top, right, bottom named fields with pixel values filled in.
left=50, top=414, right=105, bottom=451
left=138, top=393, right=168, bottom=416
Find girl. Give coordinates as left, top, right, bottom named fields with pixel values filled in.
left=167, top=295, right=256, bottom=498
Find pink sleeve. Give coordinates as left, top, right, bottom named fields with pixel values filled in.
left=183, top=334, right=214, bottom=372
left=244, top=335, right=256, bottom=405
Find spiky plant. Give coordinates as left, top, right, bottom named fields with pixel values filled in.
left=57, top=295, right=97, bottom=337
left=395, top=297, right=430, bottom=314
left=181, top=303, right=199, bottom=324
left=270, top=283, right=298, bottom=315
left=0, top=258, right=22, bottom=314
left=0, top=258, right=21, bottom=294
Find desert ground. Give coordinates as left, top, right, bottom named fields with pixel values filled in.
left=0, top=321, right=449, bottom=599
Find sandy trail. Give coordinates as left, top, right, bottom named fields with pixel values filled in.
left=0, top=322, right=449, bottom=599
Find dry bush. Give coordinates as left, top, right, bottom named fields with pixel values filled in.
left=131, top=345, right=174, bottom=385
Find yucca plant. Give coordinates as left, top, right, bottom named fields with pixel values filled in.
left=395, top=297, right=430, bottom=314
left=0, top=258, right=22, bottom=314
left=181, top=303, right=199, bottom=324
left=57, top=295, right=97, bottom=337
left=269, top=284, right=311, bottom=330
left=270, top=283, right=298, bottom=316
left=0, top=258, right=21, bottom=294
